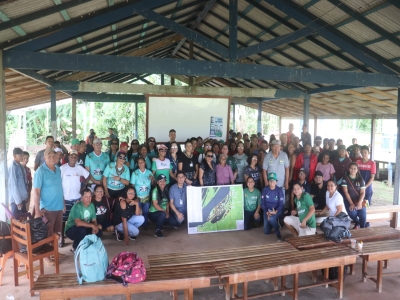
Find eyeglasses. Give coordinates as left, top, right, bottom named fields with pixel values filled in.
left=127, top=192, right=135, bottom=195
left=118, top=156, right=126, bottom=160
left=95, top=190, right=104, bottom=193
left=95, top=143, right=103, bottom=145
left=205, top=145, right=211, bottom=148
left=111, top=143, right=118, bottom=145
left=252, top=158, right=258, bottom=160
left=171, top=146, right=178, bottom=149
left=237, top=146, right=244, bottom=148
left=206, top=155, right=213, bottom=158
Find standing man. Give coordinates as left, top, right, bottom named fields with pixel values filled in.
left=34, top=135, right=54, bottom=171
left=347, top=138, right=358, bottom=158
left=33, top=148, right=65, bottom=265
left=165, top=129, right=182, bottom=154
left=101, top=128, right=117, bottom=148
left=286, top=123, right=295, bottom=144
left=357, top=146, right=376, bottom=205
left=314, top=136, right=323, bottom=152
left=8, top=148, right=28, bottom=215
left=85, top=138, right=110, bottom=191
left=169, top=171, right=187, bottom=227
left=62, top=138, right=81, bottom=164
left=262, top=140, right=289, bottom=197
left=78, top=140, right=87, bottom=166
left=300, top=124, right=311, bottom=146
left=21, top=151, right=32, bottom=211
left=293, top=143, right=317, bottom=183
left=332, top=145, right=352, bottom=186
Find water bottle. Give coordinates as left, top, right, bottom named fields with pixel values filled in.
left=6, top=294, right=14, bottom=300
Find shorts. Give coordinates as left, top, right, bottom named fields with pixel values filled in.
left=284, top=215, right=316, bottom=236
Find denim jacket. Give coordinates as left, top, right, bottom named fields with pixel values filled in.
left=8, top=160, right=28, bottom=205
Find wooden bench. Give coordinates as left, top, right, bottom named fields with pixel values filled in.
left=351, top=239, right=400, bottom=293
left=31, top=263, right=218, bottom=300
left=366, top=205, right=400, bottom=227
left=213, top=244, right=357, bottom=300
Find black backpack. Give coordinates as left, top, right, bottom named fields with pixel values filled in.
left=320, top=212, right=352, bottom=243
left=0, top=221, right=12, bottom=256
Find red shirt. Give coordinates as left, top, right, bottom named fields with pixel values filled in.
left=356, top=159, right=376, bottom=174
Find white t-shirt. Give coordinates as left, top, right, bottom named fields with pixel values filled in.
left=326, top=190, right=344, bottom=217
left=60, top=163, right=90, bottom=200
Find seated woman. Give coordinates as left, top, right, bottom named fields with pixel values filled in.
left=65, top=189, right=101, bottom=253
left=244, top=153, right=263, bottom=190
left=112, top=187, right=144, bottom=245
left=215, top=154, right=234, bottom=185
left=342, top=162, right=366, bottom=229
left=316, top=179, right=344, bottom=224
left=243, top=177, right=261, bottom=230
left=102, top=150, right=130, bottom=199
left=91, top=185, right=114, bottom=232
left=199, top=150, right=216, bottom=186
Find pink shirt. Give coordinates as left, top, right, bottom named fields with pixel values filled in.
left=216, top=164, right=234, bottom=185
left=316, top=162, right=335, bottom=181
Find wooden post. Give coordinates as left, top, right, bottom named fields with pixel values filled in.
left=50, top=90, right=57, bottom=139
left=171, top=77, right=175, bottom=86
left=232, top=103, right=236, bottom=131
left=257, top=100, right=262, bottom=133
left=189, top=41, right=194, bottom=86
left=314, top=116, right=317, bottom=140
left=370, top=115, right=376, bottom=161
left=72, top=97, right=77, bottom=138
left=135, top=102, right=138, bottom=139
left=161, top=74, right=165, bottom=85
left=394, top=88, right=400, bottom=227
left=0, top=51, right=7, bottom=221
left=279, top=116, right=282, bottom=136
left=303, top=94, right=310, bottom=128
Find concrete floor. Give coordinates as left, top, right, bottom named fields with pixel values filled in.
left=1, top=222, right=400, bottom=300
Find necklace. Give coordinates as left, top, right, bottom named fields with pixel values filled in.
left=116, top=165, right=124, bottom=176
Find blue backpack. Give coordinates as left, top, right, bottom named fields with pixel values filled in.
left=74, top=234, right=109, bottom=284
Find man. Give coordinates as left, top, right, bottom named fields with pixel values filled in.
left=62, top=138, right=81, bottom=164
left=284, top=183, right=316, bottom=237
left=85, top=138, right=110, bottom=190
left=33, top=148, right=65, bottom=265
left=260, top=140, right=269, bottom=153
left=280, top=133, right=288, bottom=153
left=286, top=123, right=295, bottom=144
left=332, top=145, right=352, bottom=185
left=293, top=137, right=303, bottom=155
left=165, top=129, right=181, bottom=154
left=86, top=132, right=95, bottom=154
left=310, top=170, right=327, bottom=210
left=21, top=151, right=32, bottom=210
left=300, top=124, right=311, bottom=146
left=60, top=150, right=90, bottom=247
left=328, top=138, right=338, bottom=161
left=347, top=138, right=358, bottom=158
left=78, top=140, right=87, bottom=166
left=64, top=188, right=101, bottom=252
left=8, top=148, right=28, bottom=215
left=262, top=140, right=289, bottom=196
left=293, top=143, right=317, bottom=183
left=101, top=127, right=117, bottom=147
left=34, top=135, right=54, bottom=170
left=357, top=145, right=376, bottom=205
left=54, top=141, right=68, bottom=155
left=314, top=136, right=322, bottom=151
left=258, top=172, right=284, bottom=242
left=169, top=171, right=187, bottom=227
left=351, top=144, right=362, bottom=162
left=85, top=129, right=97, bottom=144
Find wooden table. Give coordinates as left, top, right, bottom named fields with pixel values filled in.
left=351, top=239, right=400, bottom=293
left=286, top=226, right=400, bottom=250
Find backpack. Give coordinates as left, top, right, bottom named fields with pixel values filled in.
left=320, top=212, right=352, bottom=243
left=0, top=221, right=12, bottom=256
left=106, top=252, right=146, bottom=286
left=74, top=234, right=108, bottom=284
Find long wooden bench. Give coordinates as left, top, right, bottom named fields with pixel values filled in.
left=31, top=263, right=218, bottom=300
left=366, top=205, right=400, bottom=227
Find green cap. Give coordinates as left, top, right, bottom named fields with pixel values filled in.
left=338, top=145, right=346, bottom=150
left=218, top=140, right=224, bottom=143
left=71, top=138, right=80, bottom=145
left=268, top=173, right=277, bottom=181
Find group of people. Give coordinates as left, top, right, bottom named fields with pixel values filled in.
left=7, top=124, right=375, bottom=260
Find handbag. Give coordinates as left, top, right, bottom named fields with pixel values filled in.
left=346, top=176, right=366, bottom=207
left=25, top=217, right=48, bottom=252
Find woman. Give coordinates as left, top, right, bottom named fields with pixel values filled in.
left=198, top=141, right=216, bottom=163
left=199, top=150, right=216, bottom=186
left=178, top=140, right=199, bottom=185
left=342, top=163, right=367, bottom=229
left=215, top=154, right=234, bottom=185
left=167, top=141, right=179, bottom=186
left=233, top=142, right=248, bottom=185
left=229, top=140, right=237, bottom=156
left=244, top=154, right=263, bottom=190
left=148, top=174, right=177, bottom=238
left=130, top=157, right=154, bottom=229
left=249, top=136, right=260, bottom=155
left=316, top=153, right=335, bottom=182
left=146, top=137, right=158, bottom=160
left=221, top=144, right=238, bottom=179
left=212, top=143, right=220, bottom=162
left=138, top=144, right=152, bottom=170
left=107, top=138, right=119, bottom=162
left=92, top=185, right=114, bottom=232
left=257, top=150, right=265, bottom=169
left=112, top=187, right=144, bottom=245
left=243, top=177, right=261, bottom=230
left=102, top=150, right=130, bottom=199
left=287, top=142, right=297, bottom=181
left=152, top=144, right=176, bottom=185
left=128, top=139, right=140, bottom=171
left=317, top=180, right=344, bottom=218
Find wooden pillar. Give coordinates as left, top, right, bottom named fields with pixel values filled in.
left=161, top=74, right=165, bottom=85
left=72, top=97, right=77, bottom=138
left=279, top=116, right=282, bottom=136
left=303, top=94, right=310, bottom=128
left=189, top=41, right=194, bottom=86
left=232, top=104, right=236, bottom=131
left=394, top=88, right=400, bottom=225
left=50, top=90, right=57, bottom=139
left=171, top=77, right=175, bottom=86
left=314, top=116, right=318, bottom=139
left=257, top=101, right=262, bottom=133
left=0, top=51, right=7, bottom=221
left=135, top=102, right=138, bottom=139
left=370, top=115, right=376, bottom=161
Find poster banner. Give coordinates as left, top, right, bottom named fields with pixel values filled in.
left=210, top=116, right=223, bottom=138
left=187, top=185, right=244, bottom=234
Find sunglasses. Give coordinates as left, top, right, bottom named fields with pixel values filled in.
left=252, top=157, right=258, bottom=160
left=159, top=149, right=167, bottom=152
left=118, top=156, right=126, bottom=160
left=171, top=146, right=178, bottom=149
left=206, top=155, right=213, bottom=158
left=205, top=145, right=212, bottom=148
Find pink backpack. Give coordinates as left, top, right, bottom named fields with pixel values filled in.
left=106, top=252, right=146, bottom=286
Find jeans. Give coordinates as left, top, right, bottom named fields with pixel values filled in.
left=263, top=211, right=283, bottom=237
left=115, top=215, right=145, bottom=237
left=243, top=209, right=260, bottom=230
left=170, top=207, right=187, bottom=224
left=11, top=201, right=27, bottom=216
left=148, top=211, right=179, bottom=230
left=344, top=200, right=366, bottom=228
left=65, top=225, right=102, bottom=250
left=139, top=202, right=150, bottom=227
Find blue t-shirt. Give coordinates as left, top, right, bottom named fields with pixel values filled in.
left=103, top=162, right=130, bottom=190
left=130, top=169, right=153, bottom=198
left=33, top=163, right=64, bottom=211
left=169, top=183, right=187, bottom=208
left=85, top=151, right=110, bottom=181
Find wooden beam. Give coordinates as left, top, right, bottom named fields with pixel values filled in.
left=323, top=92, right=390, bottom=114
left=345, top=90, right=397, bottom=108
left=365, top=87, right=398, bottom=101
left=125, top=34, right=183, bottom=57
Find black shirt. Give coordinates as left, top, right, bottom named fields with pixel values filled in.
left=112, top=200, right=138, bottom=226
left=310, top=182, right=327, bottom=209
left=92, top=197, right=109, bottom=225
left=179, top=152, right=198, bottom=180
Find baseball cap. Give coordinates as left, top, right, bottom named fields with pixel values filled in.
left=44, top=148, right=56, bottom=156
left=299, top=168, right=307, bottom=175
left=116, top=150, right=126, bottom=157
left=120, top=142, right=129, bottom=148
left=271, top=139, right=281, bottom=145
left=54, top=147, right=63, bottom=153
left=315, top=136, right=322, bottom=141
left=69, top=150, right=79, bottom=156
left=93, top=138, right=102, bottom=145
left=157, top=144, right=168, bottom=150
left=338, top=145, right=346, bottom=150
left=71, top=138, right=80, bottom=145
left=13, top=147, right=23, bottom=155
left=218, top=140, right=224, bottom=143
left=314, top=170, right=323, bottom=177
left=157, top=174, right=167, bottom=181
left=268, top=173, right=277, bottom=181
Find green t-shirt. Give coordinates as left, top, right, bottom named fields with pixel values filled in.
left=226, top=156, right=237, bottom=172
left=65, top=202, right=96, bottom=232
left=295, top=193, right=316, bottom=228
left=151, top=158, right=173, bottom=184
left=149, top=187, right=169, bottom=213
left=103, top=162, right=130, bottom=190
left=85, top=151, right=110, bottom=181
left=243, top=188, right=261, bottom=211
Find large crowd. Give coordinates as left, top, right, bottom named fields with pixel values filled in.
left=7, top=123, right=375, bottom=265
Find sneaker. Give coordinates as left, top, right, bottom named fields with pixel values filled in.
left=44, top=257, right=55, bottom=266
left=155, top=230, right=164, bottom=238
left=277, top=235, right=283, bottom=242
left=115, top=229, right=124, bottom=241
left=129, top=235, right=136, bottom=241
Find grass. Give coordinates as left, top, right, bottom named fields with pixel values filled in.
left=371, top=180, right=395, bottom=206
